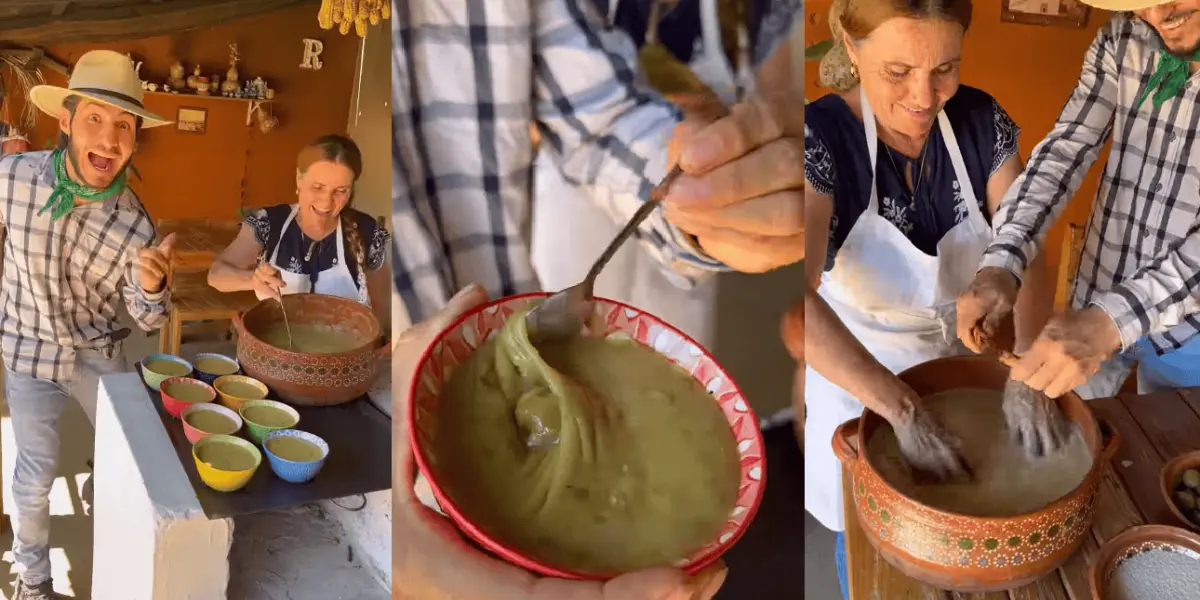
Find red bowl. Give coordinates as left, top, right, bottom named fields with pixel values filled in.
left=159, top=377, right=216, bottom=419
left=408, top=292, right=766, bottom=580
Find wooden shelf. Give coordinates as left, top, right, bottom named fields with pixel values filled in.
left=143, top=90, right=274, bottom=126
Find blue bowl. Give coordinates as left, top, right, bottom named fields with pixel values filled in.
left=192, top=353, right=241, bottom=386
left=262, top=430, right=329, bottom=484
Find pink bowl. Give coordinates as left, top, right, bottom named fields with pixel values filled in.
left=408, top=292, right=766, bottom=580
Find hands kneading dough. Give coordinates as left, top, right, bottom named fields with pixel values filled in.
left=393, top=284, right=728, bottom=600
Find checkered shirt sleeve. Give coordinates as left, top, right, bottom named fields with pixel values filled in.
left=980, top=15, right=1200, bottom=354
left=392, top=0, right=767, bottom=323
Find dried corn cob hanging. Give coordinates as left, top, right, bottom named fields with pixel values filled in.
left=318, top=0, right=390, bottom=37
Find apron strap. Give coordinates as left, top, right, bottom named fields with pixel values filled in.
left=269, top=204, right=301, bottom=265
left=936, top=112, right=986, bottom=225
left=859, top=86, right=880, bottom=214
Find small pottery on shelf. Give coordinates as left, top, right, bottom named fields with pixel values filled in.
left=265, top=88, right=275, bottom=100
left=186, top=65, right=202, bottom=90
left=197, top=78, right=211, bottom=96
left=167, top=60, right=187, bottom=91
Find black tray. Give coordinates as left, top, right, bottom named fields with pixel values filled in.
left=137, top=364, right=392, bottom=519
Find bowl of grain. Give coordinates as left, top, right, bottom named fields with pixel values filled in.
left=1089, top=524, right=1200, bottom=600
left=1161, top=451, right=1200, bottom=532
left=832, top=355, right=1120, bottom=593
left=409, top=293, right=765, bottom=580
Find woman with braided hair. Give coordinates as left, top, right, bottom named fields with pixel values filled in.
left=208, top=134, right=392, bottom=400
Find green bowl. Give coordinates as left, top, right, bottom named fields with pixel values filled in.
left=238, top=399, right=300, bottom=445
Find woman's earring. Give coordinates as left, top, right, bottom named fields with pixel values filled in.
left=850, top=63, right=859, bottom=80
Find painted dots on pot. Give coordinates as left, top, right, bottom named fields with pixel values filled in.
left=1028, top=532, right=1042, bottom=545
left=983, top=538, right=999, bottom=551
left=1048, top=524, right=1061, bottom=538
left=880, top=510, right=891, bottom=523
left=957, top=537, right=973, bottom=550
left=1008, top=536, right=1022, bottom=548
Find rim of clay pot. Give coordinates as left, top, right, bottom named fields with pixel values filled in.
left=839, top=356, right=1118, bottom=523
left=1088, top=524, right=1200, bottom=600
left=1160, top=450, right=1200, bottom=532
left=407, top=291, right=766, bottom=581
left=236, top=293, right=385, bottom=360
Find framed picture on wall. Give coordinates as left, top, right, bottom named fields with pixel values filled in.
left=1001, top=0, right=1090, bottom=29
left=177, top=107, right=207, bottom=134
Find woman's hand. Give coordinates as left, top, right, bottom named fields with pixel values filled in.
left=662, top=94, right=802, bottom=273
left=251, top=262, right=286, bottom=301
left=883, top=383, right=971, bottom=482
left=1001, top=379, right=1072, bottom=459
left=393, top=284, right=729, bottom=600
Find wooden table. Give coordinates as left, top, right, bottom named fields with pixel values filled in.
left=157, top=218, right=240, bottom=270
left=843, top=388, right=1200, bottom=599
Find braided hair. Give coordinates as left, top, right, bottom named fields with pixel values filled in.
left=297, top=134, right=367, bottom=300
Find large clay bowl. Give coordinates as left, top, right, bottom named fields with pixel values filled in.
left=1089, top=524, right=1200, bottom=599
left=408, top=292, right=766, bottom=580
left=832, top=355, right=1120, bottom=592
left=233, top=293, right=387, bottom=406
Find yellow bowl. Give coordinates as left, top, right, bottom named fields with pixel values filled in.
left=212, top=375, right=269, bottom=412
left=192, top=435, right=261, bottom=492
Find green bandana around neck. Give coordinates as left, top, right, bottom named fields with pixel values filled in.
left=38, top=148, right=127, bottom=221
left=1135, top=48, right=1200, bottom=110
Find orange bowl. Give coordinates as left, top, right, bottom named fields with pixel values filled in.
left=1161, top=451, right=1200, bottom=532
left=408, top=293, right=765, bottom=580
left=1089, top=524, right=1200, bottom=600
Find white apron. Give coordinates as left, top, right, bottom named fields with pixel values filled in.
left=803, top=88, right=994, bottom=532
left=259, top=205, right=389, bottom=406
left=530, top=0, right=749, bottom=349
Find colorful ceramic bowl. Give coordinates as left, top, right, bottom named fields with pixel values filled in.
left=212, top=375, right=269, bottom=412
left=159, top=377, right=216, bottom=419
left=1161, top=451, right=1200, bottom=532
left=262, top=429, right=329, bottom=483
left=833, top=356, right=1120, bottom=593
left=239, top=399, right=300, bottom=445
left=180, top=402, right=243, bottom=444
left=408, top=292, right=765, bottom=580
left=1089, top=524, right=1200, bottom=600
left=192, top=434, right=261, bottom=492
left=192, top=353, right=241, bottom=386
left=140, top=354, right=193, bottom=390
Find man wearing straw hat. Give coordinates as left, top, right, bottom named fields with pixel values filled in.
left=0, top=49, right=175, bottom=599
left=958, top=1, right=1200, bottom=423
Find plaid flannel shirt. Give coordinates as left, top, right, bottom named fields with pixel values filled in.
left=392, top=0, right=797, bottom=322
left=981, top=15, right=1200, bottom=355
left=0, top=150, right=168, bottom=384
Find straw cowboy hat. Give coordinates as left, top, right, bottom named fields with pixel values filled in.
left=29, top=49, right=171, bottom=129
left=1076, top=0, right=1172, bottom=9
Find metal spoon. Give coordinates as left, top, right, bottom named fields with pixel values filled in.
left=258, top=251, right=294, bottom=350
left=525, top=165, right=684, bottom=341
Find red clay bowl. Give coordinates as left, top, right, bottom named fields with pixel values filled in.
left=159, top=377, right=216, bottom=419
left=1160, top=450, right=1200, bottom=532
left=408, top=292, right=766, bottom=580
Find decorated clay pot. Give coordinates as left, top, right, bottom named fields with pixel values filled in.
left=233, top=293, right=387, bottom=406
left=832, top=355, right=1120, bottom=592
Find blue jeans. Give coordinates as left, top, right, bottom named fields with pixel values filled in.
left=835, top=531, right=849, bottom=600
left=3, top=349, right=124, bottom=585
left=1133, top=335, right=1200, bottom=392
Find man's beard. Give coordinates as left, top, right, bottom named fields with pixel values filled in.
left=1150, top=14, right=1200, bottom=58
left=66, top=136, right=131, bottom=190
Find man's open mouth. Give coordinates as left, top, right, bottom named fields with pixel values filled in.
left=87, top=152, right=115, bottom=172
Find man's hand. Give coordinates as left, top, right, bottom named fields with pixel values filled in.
left=1001, top=379, right=1073, bottom=459
left=662, top=94, right=802, bottom=273
left=251, top=262, right=286, bottom=302
left=957, top=267, right=1021, bottom=354
left=394, top=284, right=728, bottom=600
left=1009, top=307, right=1122, bottom=399
left=137, top=233, right=176, bottom=294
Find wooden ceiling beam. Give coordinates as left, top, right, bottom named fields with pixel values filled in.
left=0, top=0, right=314, bottom=45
